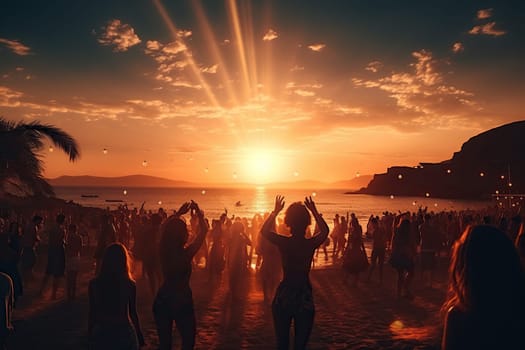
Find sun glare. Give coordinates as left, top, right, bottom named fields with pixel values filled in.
left=241, top=148, right=279, bottom=184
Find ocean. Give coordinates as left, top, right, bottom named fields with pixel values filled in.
left=54, top=186, right=491, bottom=225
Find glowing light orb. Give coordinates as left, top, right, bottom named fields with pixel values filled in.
left=312, top=192, right=317, bottom=197
left=434, top=203, right=438, bottom=207
left=390, top=320, right=404, bottom=331
left=390, top=195, right=394, bottom=199
left=201, top=190, right=206, bottom=195
left=509, top=182, right=513, bottom=187
left=500, top=175, right=505, bottom=179
left=425, top=192, right=430, bottom=197
left=103, top=148, right=108, bottom=155
left=356, top=172, right=360, bottom=178
left=49, top=146, right=54, bottom=152
left=142, top=160, right=148, bottom=167
left=446, top=169, right=452, bottom=174
left=495, top=190, right=499, bottom=194
left=398, top=174, right=403, bottom=180
left=123, top=190, right=127, bottom=195
left=412, top=201, right=417, bottom=206
left=158, top=201, right=162, bottom=205
left=479, top=172, right=484, bottom=177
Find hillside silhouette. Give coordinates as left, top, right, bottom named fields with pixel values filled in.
left=358, top=121, right=525, bottom=199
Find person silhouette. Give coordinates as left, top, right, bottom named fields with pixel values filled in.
left=261, top=195, right=329, bottom=350
left=88, top=243, right=144, bottom=349
left=442, top=225, right=525, bottom=350
left=153, top=201, right=208, bottom=350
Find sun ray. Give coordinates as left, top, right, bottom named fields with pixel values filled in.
left=227, top=0, right=252, bottom=99
left=153, top=0, right=220, bottom=108
left=191, top=0, right=239, bottom=107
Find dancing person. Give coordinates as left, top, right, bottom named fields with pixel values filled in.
left=389, top=218, right=417, bottom=299
left=0, top=225, right=22, bottom=306
left=367, top=217, right=387, bottom=284
left=342, top=215, right=368, bottom=287
left=142, top=214, right=162, bottom=295
left=65, top=223, right=82, bottom=301
left=228, top=220, right=251, bottom=299
left=442, top=225, right=525, bottom=349
left=419, top=214, right=440, bottom=287
left=40, top=213, right=66, bottom=299
left=94, top=214, right=116, bottom=275
left=261, top=195, right=329, bottom=350
left=88, top=243, right=144, bottom=349
left=20, top=215, right=42, bottom=284
left=207, top=219, right=226, bottom=284
left=153, top=201, right=208, bottom=350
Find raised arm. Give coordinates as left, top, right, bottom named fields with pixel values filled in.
left=305, top=196, right=329, bottom=248
left=186, top=201, right=208, bottom=257
left=261, top=195, right=287, bottom=246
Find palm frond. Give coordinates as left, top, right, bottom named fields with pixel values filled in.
left=17, top=121, right=80, bottom=161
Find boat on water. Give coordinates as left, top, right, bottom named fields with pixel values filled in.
left=81, top=194, right=99, bottom=198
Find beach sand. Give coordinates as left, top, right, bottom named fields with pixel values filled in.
left=8, top=251, right=446, bottom=349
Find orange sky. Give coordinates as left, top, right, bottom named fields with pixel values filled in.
left=1, top=1, right=524, bottom=185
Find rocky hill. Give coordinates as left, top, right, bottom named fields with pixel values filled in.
left=358, top=121, right=525, bottom=199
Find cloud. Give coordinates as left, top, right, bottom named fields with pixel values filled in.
left=477, top=8, right=493, bottom=19
left=177, top=30, right=192, bottom=38
left=308, top=43, right=326, bottom=52
left=263, top=29, right=278, bottom=41
left=452, top=42, right=464, bottom=53
left=294, top=89, right=315, bottom=97
left=0, top=38, right=32, bottom=55
left=469, top=22, right=506, bottom=36
left=352, top=49, right=479, bottom=122
left=201, top=64, right=218, bottom=74
left=365, top=61, right=383, bottom=73
left=145, top=40, right=162, bottom=53
left=162, top=41, right=188, bottom=55
left=97, top=19, right=141, bottom=52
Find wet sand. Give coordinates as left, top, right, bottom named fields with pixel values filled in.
left=9, top=252, right=446, bottom=349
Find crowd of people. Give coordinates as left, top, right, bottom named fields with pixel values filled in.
left=0, top=197, right=524, bottom=349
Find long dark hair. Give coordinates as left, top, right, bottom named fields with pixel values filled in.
left=444, top=225, right=525, bottom=315
left=94, top=243, right=133, bottom=310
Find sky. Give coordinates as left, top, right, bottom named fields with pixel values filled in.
left=1, top=0, right=524, bottom=185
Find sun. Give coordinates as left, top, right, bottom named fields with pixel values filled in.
left=241, top=148, right=279, bottom=184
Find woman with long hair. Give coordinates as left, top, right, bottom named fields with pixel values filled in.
left=261, top=195, right=329, bottom=350
left=153, top=201, right=207, bottom=350
left=442, top=225, right=525, bottom=349
left=88, top=243, right=144, bottom=349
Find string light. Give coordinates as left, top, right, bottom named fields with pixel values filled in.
left=49, top=146, right=54, bottom=152
left=201, top=190, right=206, bottom=195
left=103, top=148, right=108, bottom=155
left=397, top=174, right=403, bottom=180
left=123, top=190, right=127, bottom=195
left=142, top=160, right=148, bottom=167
